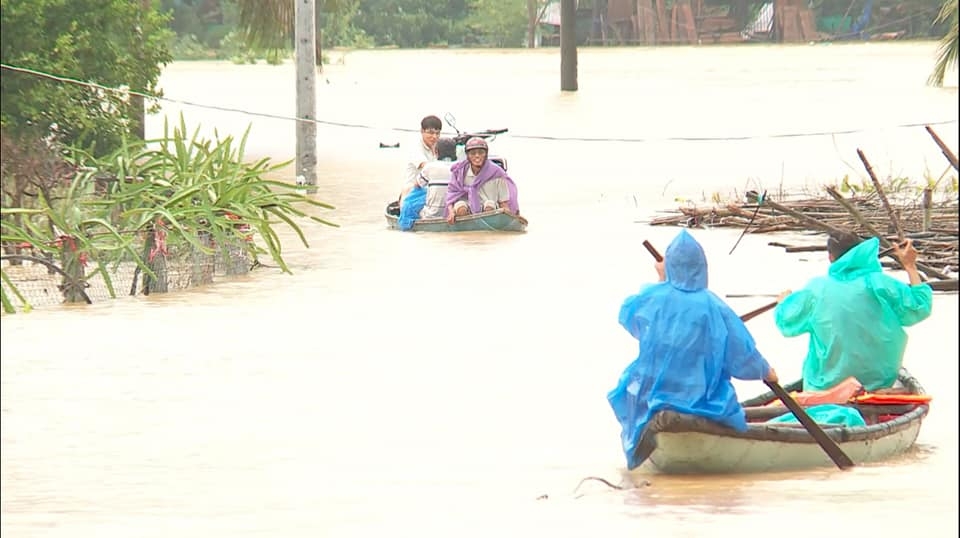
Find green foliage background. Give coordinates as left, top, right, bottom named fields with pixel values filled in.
left=1, top=0, right=173, bottom=152
left=163, top=0, right=952, bottom=56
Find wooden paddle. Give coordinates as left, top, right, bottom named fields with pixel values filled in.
left=741, top=301, right=778, bottom=322
left=642, top=239, right=856, bottom=470
left=763, top=381, right=854, bottom=469
left=642, top=240, right=663, bottom=262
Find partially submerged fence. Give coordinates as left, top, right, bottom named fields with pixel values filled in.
left=1, top=235, right=252, bottom=312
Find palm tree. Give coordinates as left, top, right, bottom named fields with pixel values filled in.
left=929, top=0, right=958, bottom=87
left=234, top=0, right=323, bottom=68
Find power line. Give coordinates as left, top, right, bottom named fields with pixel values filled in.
left=0, top=63, right=408, bottom=132
left=2, top=62, right=956, bottom=144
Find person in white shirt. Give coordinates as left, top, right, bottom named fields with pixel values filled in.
left=398, top=115, right=442, bottom=204
left=416, top=138, right=457, bottom=219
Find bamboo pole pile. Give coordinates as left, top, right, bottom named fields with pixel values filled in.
left=649, top=187, right=960, bottom=279
left=651, top=193, right=953, bottom=235
left=653, top=189, right=953, bottom=230
left=649, top=188, right=958, bottom=274
left=648, top=130, right=959, bottom=283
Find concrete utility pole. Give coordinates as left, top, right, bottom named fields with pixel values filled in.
left=295, top=0, right=318, bottom=193
left=560, top=0, right=578, bottom=91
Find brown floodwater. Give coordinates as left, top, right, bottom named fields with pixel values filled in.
left=2, top=43, right=958, bottom=537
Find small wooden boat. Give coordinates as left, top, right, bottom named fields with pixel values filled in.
left=384, top=202, right=527, bottom=233
left=631, top=369, right=929, bottom=475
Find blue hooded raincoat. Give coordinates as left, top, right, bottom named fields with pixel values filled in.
left=608, top=230, right=772, bottom=470
left=774, top=237, right=933, bottom=391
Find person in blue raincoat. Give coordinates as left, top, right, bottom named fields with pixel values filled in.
left=774, top=235, right=932, bottom=392
left=608, top=230, right=779, bottom=470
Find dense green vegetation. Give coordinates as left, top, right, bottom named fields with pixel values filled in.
left=1, top=0, right=172, bottom=152
left=1, top=0, right=338, bottom=312
left=165, top=0, right=530, bottom=57
left=164, top=0, right=953, bottom=60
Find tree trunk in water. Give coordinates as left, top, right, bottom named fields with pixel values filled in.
left=142, top=228, right=168, bottom=294
left=527, top=0, right=538, bottom=48
left=60, top=240, right=87, bottom=303
left=560, top=0, right=578, bottom=91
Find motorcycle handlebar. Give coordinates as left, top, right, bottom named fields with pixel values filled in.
left=452, top=128, right=509, bottom=144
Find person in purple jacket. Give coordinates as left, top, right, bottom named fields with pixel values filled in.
left=444, top=137, right=519, bottom=224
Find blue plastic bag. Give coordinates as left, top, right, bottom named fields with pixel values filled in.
left=766, top=404, right=866, bottom=427
left=398, top=186, right=426, bottom=231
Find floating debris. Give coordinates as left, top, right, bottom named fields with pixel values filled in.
left=644, top=130, right=959, bottom=286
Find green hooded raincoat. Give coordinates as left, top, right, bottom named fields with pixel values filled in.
left=774, top=237, right=933, bottom=391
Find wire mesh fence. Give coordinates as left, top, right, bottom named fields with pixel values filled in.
left=1, top=237, right=252, bottom=313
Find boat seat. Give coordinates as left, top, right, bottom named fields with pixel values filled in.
left=386, top=200, right=400, bottom=216
left=745, top=403, right=921, bottom=422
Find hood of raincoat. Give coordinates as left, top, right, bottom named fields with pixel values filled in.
left=828, top=236, right=882, bottom=281
left=665, top=230, right=708, bottom=292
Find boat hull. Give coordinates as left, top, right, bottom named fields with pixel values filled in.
left=630, top=370, right=928, bottom=475
left=641, top=419, right=923, bottom=474
left=384, top=206, right=527, bottom=233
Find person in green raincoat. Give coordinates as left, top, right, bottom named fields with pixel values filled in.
left=774, top=234, right=933, bottom=392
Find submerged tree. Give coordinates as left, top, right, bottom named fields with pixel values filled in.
left=929, top=0, right=958, bottom=87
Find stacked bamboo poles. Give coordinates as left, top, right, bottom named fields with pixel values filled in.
left=648, top=130, right=959, bottom=285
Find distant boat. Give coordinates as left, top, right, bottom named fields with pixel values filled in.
left=384, top=115, right=525, bottom=232
left=628, top=369, right=929, bottom=475
left=384, top=202, right=527, bottom=233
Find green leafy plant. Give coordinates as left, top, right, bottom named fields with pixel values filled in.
left=85, top=114, right=338, bottom=274
left=929, top=0, right=958, bottom=87
left=1, top=114, right=338, bottom=313
left=1, top=170, right=148, bottom=309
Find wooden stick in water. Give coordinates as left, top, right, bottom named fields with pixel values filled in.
left=856, top=148, right=905, bottom=242
left=824, top=186, right=947, bottom=280
left=925, top=125, right=959, bottom=171
left=745, top=192, right=852, bottom=239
